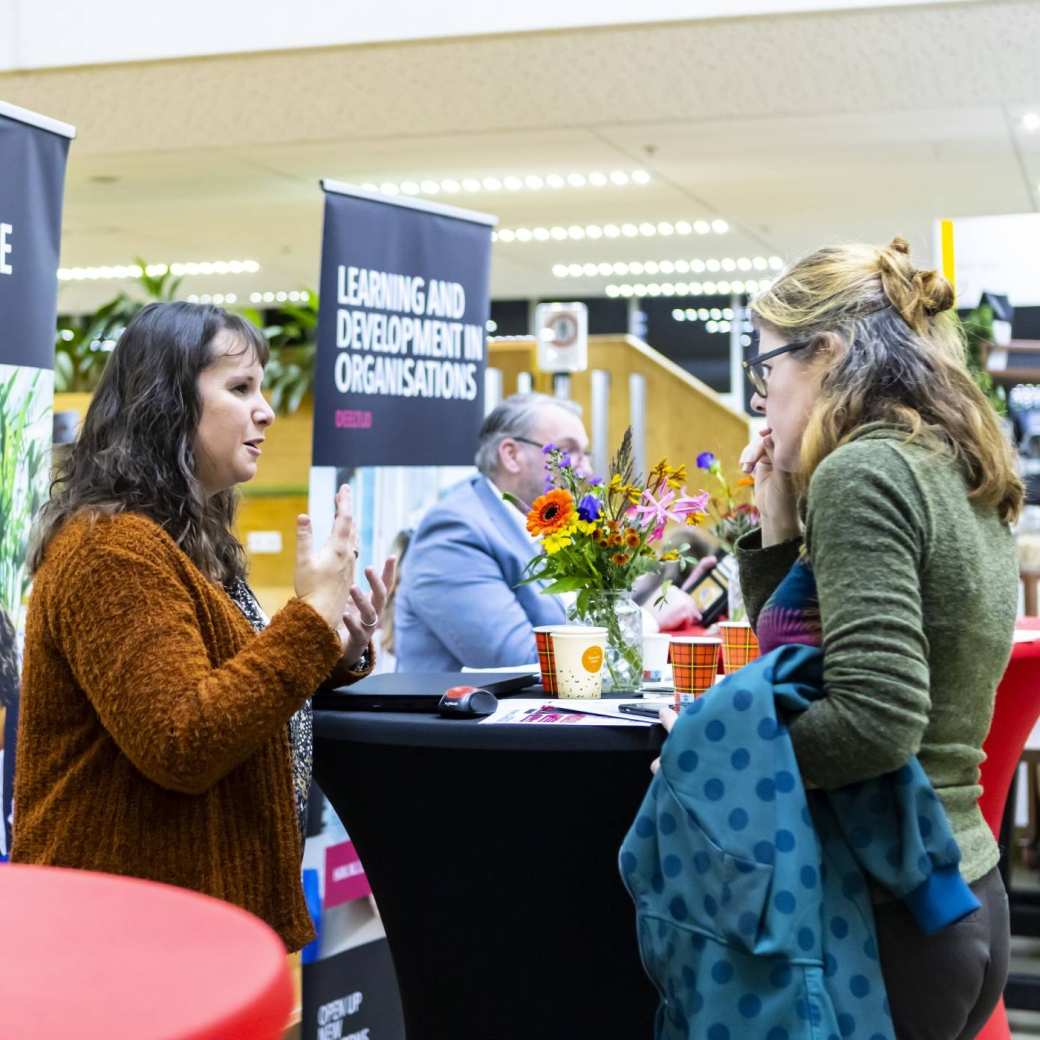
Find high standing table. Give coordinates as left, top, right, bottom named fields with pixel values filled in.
left=313, top=704, right=665, bottom=1040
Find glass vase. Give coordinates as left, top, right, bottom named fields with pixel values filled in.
left=568, top=590, right=644, bottom=693
left=716, top=552, right=746, bottom=623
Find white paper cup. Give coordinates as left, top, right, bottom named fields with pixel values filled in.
left=642, top=632, right=671, bottom=683
left=550, top=627, right=608, bottom=698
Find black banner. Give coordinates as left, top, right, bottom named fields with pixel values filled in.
left=313, top=183, right=494, bottom=467
left=302, top=940, right=405, bottom=1040
left=0, top=103, right=73, bottom=860
left=0, top=106, right=73, bottom=371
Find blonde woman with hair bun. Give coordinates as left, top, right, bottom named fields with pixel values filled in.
left=731, top=236, right=1022, bottom=1038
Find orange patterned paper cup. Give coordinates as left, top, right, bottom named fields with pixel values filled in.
left=669, top=637, right=722, bottom=699
left=719, top=621, right=760, bottom=675
left=534, top=628, right=561, bottom=694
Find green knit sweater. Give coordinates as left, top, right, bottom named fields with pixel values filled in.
left=736, top=424, right=1018, bottom=884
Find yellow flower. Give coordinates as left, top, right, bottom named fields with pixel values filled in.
left=543, top=518, right=580, bottom=554
left=661, top=550, right=679, bottom=561
left=684, top=511, right=709, bottom=527
left=648, top=460, right=669, bottom=487
left=544, top=534, right=573, bottom=554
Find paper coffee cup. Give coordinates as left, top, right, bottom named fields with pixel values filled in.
left=642, top=632, right=671, bottom=684
left=719, top=621, right=760, bottom=675
left=550, top=627, right=608, bottom=698
left=669, top=636, right=722, bottom=700
left=534, top=624, right=599, bottom=694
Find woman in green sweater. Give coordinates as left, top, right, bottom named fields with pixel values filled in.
left=736, top=236, right=1021, bottom=1038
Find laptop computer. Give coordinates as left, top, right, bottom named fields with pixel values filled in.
left=312, top=670, right=541, bottom=712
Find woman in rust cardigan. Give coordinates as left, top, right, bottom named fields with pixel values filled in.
left=11, top=302, right=395, bottom=951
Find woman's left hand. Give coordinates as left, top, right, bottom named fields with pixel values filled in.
left=337, top=557, right=397, bottom=665
left=649, top=704, right=678, bottom=775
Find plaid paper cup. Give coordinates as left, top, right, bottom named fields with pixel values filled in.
left=669, top=637, right=722, bottom=700
left=719, top=621, right=761, bottom=675
left=534, top=628, right=560, bottom=694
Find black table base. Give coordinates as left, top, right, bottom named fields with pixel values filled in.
left=315, top=722, right=661, bottom=1040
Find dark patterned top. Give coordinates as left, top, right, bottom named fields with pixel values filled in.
left=224, top=577, right=312, bottom=839
left=754, top=557, right=823, bottom=655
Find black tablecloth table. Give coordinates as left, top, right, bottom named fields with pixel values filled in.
left=313, top=702, right=665, bottom=1040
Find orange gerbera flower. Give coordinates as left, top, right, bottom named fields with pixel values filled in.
left=527, top=489, right=576, bottom=537
left=611, top=552, right=629, bottom=566
left=625, top=529, right=641, bottom=548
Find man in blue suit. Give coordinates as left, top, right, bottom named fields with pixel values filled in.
left=394, top=393, right=589, bottom=671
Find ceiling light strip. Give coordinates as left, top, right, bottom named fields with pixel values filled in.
left=58, top=259, right=261, bottom=282
left=248, top=290, right=313, bottom=305
left=554, top=256, right=784, bottom=279
left=359, top=170, right=651, bottom=198
left=493, top=218, right=728, bottom=243
left=605, top=279, right=774, bottom=298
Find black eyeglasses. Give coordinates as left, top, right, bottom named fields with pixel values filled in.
left=513, top=436, right=591, bottom=463
left=742, top=339, right=812, bottom=399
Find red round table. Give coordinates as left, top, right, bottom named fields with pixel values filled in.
left=0, top=864, right=293, bottom=1039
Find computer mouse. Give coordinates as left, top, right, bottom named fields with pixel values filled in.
left=437, top=685, right=499, bottom=718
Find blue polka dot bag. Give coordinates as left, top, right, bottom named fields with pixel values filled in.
left=619, top=642, right=980, bottom=1040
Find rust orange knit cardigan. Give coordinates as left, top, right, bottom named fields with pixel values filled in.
left=11, top=512, right=368, bottom=950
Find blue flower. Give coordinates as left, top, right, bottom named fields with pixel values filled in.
left=586, top=475, right=604, bottom=487
left=696, top=451, right=717, bottom=470
left=542, top=442, right=557, bottom=454
left=559, top=452, right=572, bottom=469
left=578, top=494, right=601, bottom=521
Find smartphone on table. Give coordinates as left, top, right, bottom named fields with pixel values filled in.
left=618, top=702, right=666, bottom=720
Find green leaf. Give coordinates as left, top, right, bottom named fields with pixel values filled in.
left=285, top=379, right=308, bottom=416
left=542, top=576, right=588, bottom=595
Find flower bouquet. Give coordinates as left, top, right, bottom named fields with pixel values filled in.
left=508, top=429, right=709, bottom=691
left=695, top=451, right=760, bottom=620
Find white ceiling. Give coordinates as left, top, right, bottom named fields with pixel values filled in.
left=1, top=0, right=1038, bottom=312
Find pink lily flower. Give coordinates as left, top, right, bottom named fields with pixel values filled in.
left=673, top=487, right=711, bottom=517
left=630, top=485, right=710, bottom=542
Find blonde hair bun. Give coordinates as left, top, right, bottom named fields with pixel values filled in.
left=878, top=236, right=954, bottom=333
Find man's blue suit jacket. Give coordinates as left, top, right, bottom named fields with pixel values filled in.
left=394, top=475, right=568, bottom=671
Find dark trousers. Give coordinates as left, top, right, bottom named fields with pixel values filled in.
left=875, top=867, right=1010, bottom=1039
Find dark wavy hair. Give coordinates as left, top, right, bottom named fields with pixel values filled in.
left=30, top=302, right=270, bottom=582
